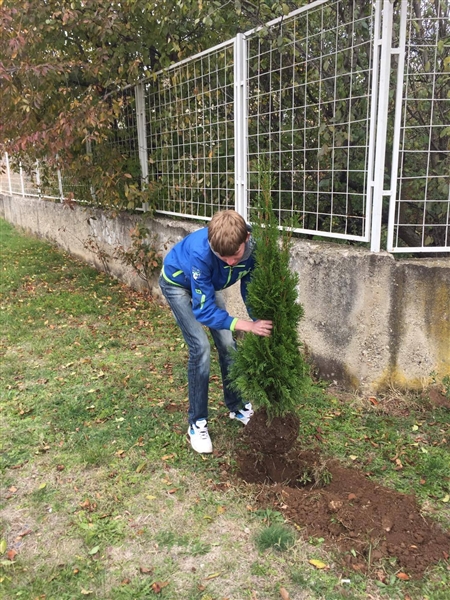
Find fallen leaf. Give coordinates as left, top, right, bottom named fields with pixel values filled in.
left=204, top=571, right=222, bottom=580
left=308, top=559, right=328, bottom=569
left=7, top=549, right=18, bottom=561
left=80, top=590, right=93, bottom=595
left=79, top=499, right=97, bottom=512
left=88, top=545, right=100, bottom=555
left=375, top=569, right=386, bottom=583
left=161, top=454, right=175, bottom=461
left=151, top=581, right=169, bottom=593
left=11, top=462, right=27, bottom=470
left=441, top=494, right=449, bottom=503
left=280, top=587, right=290, bottom=599
left=139, top=566, right=153, bottom=574
left=394, top=458, right=403, bottom=470
left=396, top=572, right=410, bottom=581
left=17, top=529, right=32, bottom=539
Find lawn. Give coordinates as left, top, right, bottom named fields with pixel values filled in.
left=1, top=218, right=449, bottom=600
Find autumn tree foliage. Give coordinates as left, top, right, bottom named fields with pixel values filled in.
left=0, top=0, right=296, bottom=208
left=0, top=0, right=295, bottom=156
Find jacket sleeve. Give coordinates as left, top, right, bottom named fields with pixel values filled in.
left=190, top=256, right=237, bottom=330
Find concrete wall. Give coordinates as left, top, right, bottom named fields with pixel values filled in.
left=1, top=193, right=449, bottom=392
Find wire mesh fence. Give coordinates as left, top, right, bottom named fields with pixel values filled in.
left=145, top=40, right=236, bottom=219
left=246, top=0, right=375, bottom=240
left=388, top=0, right=450, bottom=252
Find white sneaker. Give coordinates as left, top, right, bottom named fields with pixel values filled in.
left=229, top=402, right=254, bottom=425
left=188, top=419, right=213, bottom=453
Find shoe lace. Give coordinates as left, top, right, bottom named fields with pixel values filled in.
left=196, top=423, right=209, bottom=439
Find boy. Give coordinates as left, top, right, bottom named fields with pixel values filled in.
left=159, top=210, right=273, bottom=453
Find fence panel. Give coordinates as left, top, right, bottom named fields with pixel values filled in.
left=245, top=0, right=376, bottom=241
left=0, top=155, right=41, bottom=198
left=388, top=0, right=450, bottom=252
left=145, top=40, right=236, bottom=220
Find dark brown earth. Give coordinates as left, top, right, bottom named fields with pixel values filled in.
left=235, top=409, right=450, bottom=580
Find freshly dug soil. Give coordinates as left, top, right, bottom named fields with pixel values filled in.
left=240, top=409, right=300, bottom=455
left=236, top=410, right=450, bottom=578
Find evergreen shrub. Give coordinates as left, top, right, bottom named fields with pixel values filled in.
left=230, top=169, right=308, bottom=418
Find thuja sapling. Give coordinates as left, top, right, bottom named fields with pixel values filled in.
left=229, top=169, right=308, bottom=419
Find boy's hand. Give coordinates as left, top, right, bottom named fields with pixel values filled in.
left=234, top=318, right=273, bottom=336
left=251, top=319, right=273, bottom=337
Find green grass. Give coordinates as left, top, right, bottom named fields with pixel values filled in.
left=1, top=218, right=449, bottom=600
left=254, top=524, right=296, bottom=552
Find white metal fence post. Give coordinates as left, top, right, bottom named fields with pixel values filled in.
left=135, top=83, right=149, bottom=211
left=234, top=33, right=248, bottom=221
left=370, top=0, right=394, bottom=252
left=386, top=0, right=407, bottom=252
left=5, top=153, right=12, bottom=195
left=35, top=160, right=42, bottom=198
left=86, top=139, right=97, bottom=202
left=19, top=162, right=25, bottom=197
left=56, top=155, right=64, bottom=202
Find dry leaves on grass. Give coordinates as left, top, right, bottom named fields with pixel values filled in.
left=151, top=581, right=169, bottom=593
left=6, top=548, right=18, bottom=561
left=308, top=558, right=328, bottom=569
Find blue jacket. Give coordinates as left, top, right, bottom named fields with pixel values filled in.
left=162, top=226, right=255, bottom=330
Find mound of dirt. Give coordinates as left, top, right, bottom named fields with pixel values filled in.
left=236, top=410, right=450, bottom=578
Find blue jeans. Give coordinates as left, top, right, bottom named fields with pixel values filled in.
left=159, top=275, right=243, bottom=425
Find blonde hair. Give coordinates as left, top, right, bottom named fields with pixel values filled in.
left=208, top=210, right=248, bottom=256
